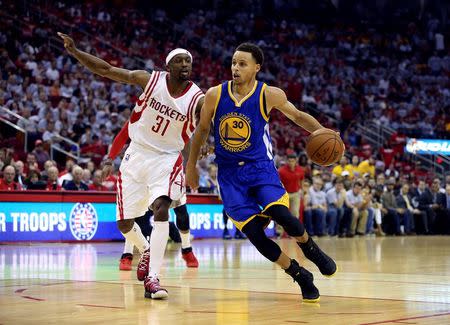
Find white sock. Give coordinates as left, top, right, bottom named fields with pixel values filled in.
left=122, top=222, right=150, bottom=254
left=123, top=239, right=134, bottom=255
left=180, top=231, right=191, bottom=249
left=149, top=221, right=169, bottom=278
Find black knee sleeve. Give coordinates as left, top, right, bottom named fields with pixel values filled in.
left=174, top=204, right=190, bottom=231
left=135, top=210, right=153, bottom=238
left=242, top=218, right=282, bottom=262
left=265, top=205, right=305, bottom=237
left=169, top=221, right=181, bottom=242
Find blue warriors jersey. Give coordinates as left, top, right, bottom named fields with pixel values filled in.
left=212, top=80, right=288, bottom=230
left=213, top=81, right=274, bottom=166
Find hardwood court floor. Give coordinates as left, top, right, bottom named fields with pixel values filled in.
left=1, top=236, right=450, bottom=325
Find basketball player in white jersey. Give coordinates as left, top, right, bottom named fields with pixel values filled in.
left=103, top=108, right=199, bottom=271
left=58, top=32, right=204, bottom=299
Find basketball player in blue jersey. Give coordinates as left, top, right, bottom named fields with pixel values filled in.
left=187, top=43, right=338, bottom=303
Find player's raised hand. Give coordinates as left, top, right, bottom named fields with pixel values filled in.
left=57, top=32, right=77, bottom=56
left=185, top=162, right=199, bottom=191
left=101, top=158, right=113, bottom=181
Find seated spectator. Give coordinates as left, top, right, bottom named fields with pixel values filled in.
left=40, top=160, right=57, bottom=181
left=360, top=186, right=374, bottom=235
left=304, top=177, right=327, bottom=236
left=444, top=184, right=450, bottom=234
left=341, top=181, right=365, bottom=237
left=42, top=120, right=60, bottom=144
left=396, top=183, right=421, bottom=235
left=430, top=178, right=447, bottom=234
left=357, top=157, right=376, bottom=179
left=63, top=166, right=89, bottom=191
left=0, top=148, right=14, bottom=170
left=24, top=153, right=40, bottom=175
left=204, top=164, right=219, bottom=194
left=46, top=166, right=62, bottom=191
left=322, top=172, right=333, bottom=192
left=384, top=162, right=399, bottom=180
left=346, top=155, right=361, bottom=179
left=31, top=140, right=50, bottom=168
left=58, top=159, right=76, bottom=186
left=25, top=170, right=47, bottom=190
left=381, top=179, right=405, bottom=235
left=411, top=180, right=435, bottom=234
left=301, top=179, right=312, bottom=225
left=341, top=170, right=352, bottom=190
left=0, top=165, right=21, bottom=190
left=82, top=168, right=92, bottom=186
left=326, top=178, right=346, bottom=236
left=88, top=170, right=109, bottom=191
left=13, top=160, right=27, bottom=190
left=332, top=156, right=353, bottom=178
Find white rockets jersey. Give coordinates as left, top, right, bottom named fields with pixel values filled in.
left=128, top=71, right=204, bottom=153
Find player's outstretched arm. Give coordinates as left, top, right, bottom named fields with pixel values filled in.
left=266, top=86, right=324, bottom=134
left=186, top=86, right=219, bottom=190
left=57, top=32, right=149, bottom=89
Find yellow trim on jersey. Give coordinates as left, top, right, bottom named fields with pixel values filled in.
left=262, top=192, right=290, bottom=213
left=227, top=80, right=258, bottom=107
left=211, top=85, right=222, bottom=121
left=227, top=213, right=271, bottom=231
left=259, top=83, right=269, bottom=122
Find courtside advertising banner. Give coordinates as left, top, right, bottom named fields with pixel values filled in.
left=0, top=202, right=275, bottom=242
left=405, top=138, right=450, bottom=155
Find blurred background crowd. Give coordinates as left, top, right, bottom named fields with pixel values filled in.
left=0, top=0, right=449, bottom=235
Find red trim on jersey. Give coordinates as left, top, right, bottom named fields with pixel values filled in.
left=130, top=71, right=160, bottom=124
left=181, top=118, right=190, bottom=144
left=168, top=166, right=183, bottom=198
left=168, top=154, right=183, bottom=197
left=166, top=74, right=193, bottom=99
left=189, top=91, right=203, bottom=132
left=117, top=171, right=124, bottom=220
left=136, top=71, right=159, bottom=106
left=181, top=90, right=203, bottom=144
left=108, top=121, right=129, bottom=160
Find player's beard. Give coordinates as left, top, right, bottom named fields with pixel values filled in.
left=179, top=70, right=190, bottom=81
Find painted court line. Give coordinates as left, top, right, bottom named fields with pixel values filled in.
left=358, top=311, right=450, bottom=325
left=77, top=303, right=125, bottom=310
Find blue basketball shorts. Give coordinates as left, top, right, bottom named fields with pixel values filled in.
left=218, top=160, right=289, bottom=230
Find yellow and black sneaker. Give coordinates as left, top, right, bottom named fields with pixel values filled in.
left=285, top=259, right=320, bottom=303
left=298, top=237, right=337, bottom=277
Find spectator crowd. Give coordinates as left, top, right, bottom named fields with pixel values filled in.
left=0, top=0, right=449, bottom=235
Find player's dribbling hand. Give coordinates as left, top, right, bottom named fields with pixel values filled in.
left=57, top=32, right=77, bottom=56
left=101, top=158, right=113, bottom=181
left=185, top=163, right=199, bottom=191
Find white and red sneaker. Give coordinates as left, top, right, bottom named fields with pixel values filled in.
left=137, top=249, right=150, bottom=281
left=144, top=276, right=168, bottom=299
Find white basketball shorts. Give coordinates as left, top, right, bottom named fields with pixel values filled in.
left=116, top=142, right=186, bottom=221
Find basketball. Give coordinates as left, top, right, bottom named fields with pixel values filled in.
left=305, top=128, right=344, bottom=166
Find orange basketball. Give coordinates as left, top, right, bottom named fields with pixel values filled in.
left=305, top=128, right=344, bottom=166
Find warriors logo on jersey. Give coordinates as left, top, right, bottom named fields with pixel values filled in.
left=218, top=112, right=251, bottom=152
left=213, top=80, right=274, bottom=165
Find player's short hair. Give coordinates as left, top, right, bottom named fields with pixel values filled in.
left=235, top=43, right=264, bottom=66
